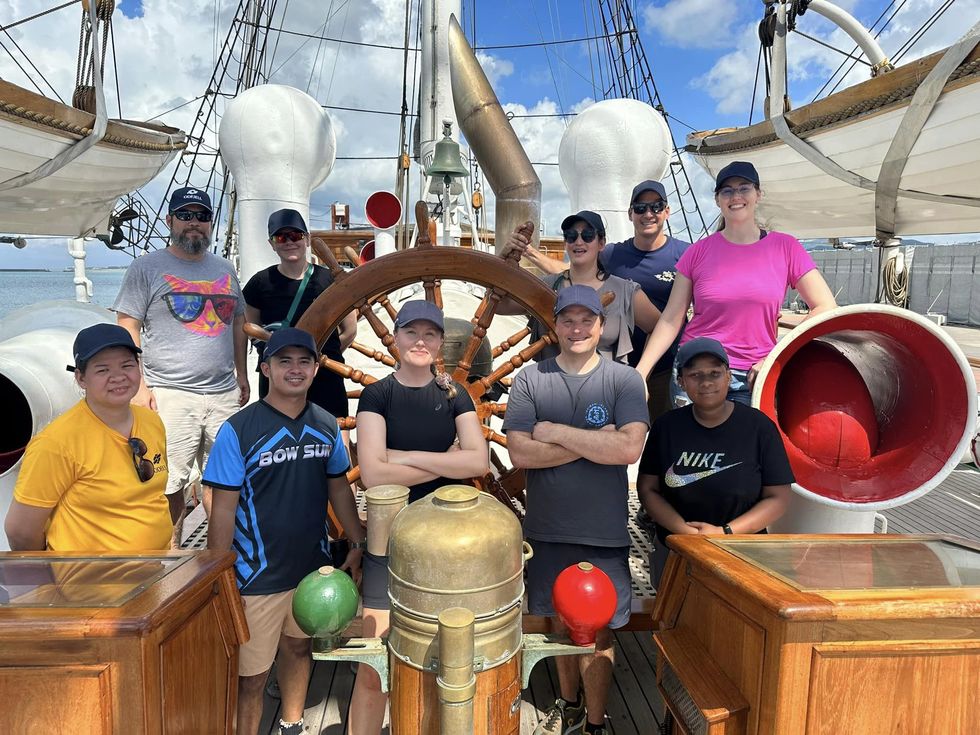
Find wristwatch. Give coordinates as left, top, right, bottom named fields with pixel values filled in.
left=722, top=524, right=734, bottom=535
left=350, top=540, right=367, bottom=550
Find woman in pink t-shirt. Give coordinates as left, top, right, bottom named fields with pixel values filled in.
left=634, top=161, right=836, bottom=406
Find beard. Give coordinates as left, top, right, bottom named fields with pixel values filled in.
left=171, top=231, right=210, bottom=255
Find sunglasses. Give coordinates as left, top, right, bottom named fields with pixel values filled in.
left=562, top=228, right=599, bottom=244
left=165, top=293, right=238, bottom=325
left=171, top=210, right=213, bottom=223
left=717, top=184, right=756, bottom=200
left=271, top=231, right=306, bottom=244
left=631, top=201, right=667, bottom=215
left=128, top=437, right=155, bottom=483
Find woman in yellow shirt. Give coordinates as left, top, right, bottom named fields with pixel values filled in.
left=5, top=324, right=172, bottom=551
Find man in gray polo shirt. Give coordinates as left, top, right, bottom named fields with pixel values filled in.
left=504, top=285, right=648, bottom=735
left=114, top=186, right=248, bottom=539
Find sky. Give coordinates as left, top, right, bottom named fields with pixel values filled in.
left=1, top=0, right=979, bottom=269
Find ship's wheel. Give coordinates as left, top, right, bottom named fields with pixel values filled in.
left=246, top=202, right=562, bottom=519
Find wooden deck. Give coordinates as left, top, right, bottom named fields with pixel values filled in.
left=181, top=466, right=980, bottom=734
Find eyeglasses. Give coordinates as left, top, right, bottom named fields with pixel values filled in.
left=631, top=201, right=667, bottom=215
left=682, top=369, right=728, bottom=383
left=171, top=209, right=213, bottom=222
left=271, top=231, right=306, bottom=244
left=164, top=293, right=238, bottom=325
left=128, top=437, right=155, bottom=483
left=717, top=185, right=755, bottom=200
left=562, top=228, right=599, bottom=244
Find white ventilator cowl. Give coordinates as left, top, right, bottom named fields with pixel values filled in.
left=559, top=99, right=672, bottom=243
left=219, top=84, right=336, bottom=284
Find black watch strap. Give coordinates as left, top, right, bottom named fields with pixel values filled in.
left=723, top=524, right=734, bottom=535
left=349, top=540, right=367, bottom=550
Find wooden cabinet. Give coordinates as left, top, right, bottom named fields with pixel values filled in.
left=652, top=535, right=980, bottom=735
left=0, top=551, right=247, bottom=734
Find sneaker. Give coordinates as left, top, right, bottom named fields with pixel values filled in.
left=533, top=696, right=586, bottom=735
left=278, top=719, right=306, bottom=735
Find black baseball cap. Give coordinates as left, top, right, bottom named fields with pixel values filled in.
left=394, top=300, right=445, bottom=331
left=714, top=161, right=760, bottom=192
left=263, top=328, right=319, bottom=361
left=168, top=186, right=212, bottom=212
left=560, top=210, right=605, bottom=236
left=268, top=208, right=309, bottom=237
left=630, top=180, right=668, bottom=204
left=67, top=323, right=141, bottom=372
left=676, top=337, right=730, bottom=370
left=554, top=284, right=604, bottom=316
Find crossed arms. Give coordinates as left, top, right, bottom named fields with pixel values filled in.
left=508, top=421, right=647, bottom=469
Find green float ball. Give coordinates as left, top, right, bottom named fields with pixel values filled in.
left=292, top=566, right=360, bottom=647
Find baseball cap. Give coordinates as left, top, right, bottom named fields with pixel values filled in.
left=554, top=284, right=604, bottom=317
left=263, top=328, right=319, bottom=361
left=168, top=186, right=212, bottom=212
left=676, top=337, right=730, bottom=370
left=630, top=180, right=668, bottom=204
left=394, top=300, right=445, bottom=331
left=714, top=161, right=760, bottom=192
left=67, top=323, right=141, bottom=372
left=560, top=210, right=605, bottom=236
left=268, top=208, right=309, bottom=237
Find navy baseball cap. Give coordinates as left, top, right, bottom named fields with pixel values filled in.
left=676, top=337, right=730, bottom=370
left=263, top=328, right=319, bottom=361
left=394, top=300, right=445, bottom=331
left=630, top=180, right=668, bottom=204
left=554, top=284, right=604, bottom=316
left=714, top=161, right=760, bottom=191
left=268, top=208, right=309, bottom=237
left=169, top=186, right=212, bottom=212
left=560, top=210, right=605, bottom=236
left=67, top=323, right=141, bottom=371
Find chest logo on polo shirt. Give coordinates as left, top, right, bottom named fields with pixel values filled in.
left=584, top=402, right=610, bottom=427
left=258, top=442, right=333, bottom=466
left=665, top=451, right=742, bottom=488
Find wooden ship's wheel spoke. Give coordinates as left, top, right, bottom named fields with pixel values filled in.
left=348, top=340, right=397, bottom=367
left=294, top=206, right=564, bottom=522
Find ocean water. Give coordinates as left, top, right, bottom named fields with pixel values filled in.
left=0, top=270, right=126, bottom=319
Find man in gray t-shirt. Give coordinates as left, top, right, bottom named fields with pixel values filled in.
left=114, top=186, right=247, bottom=537
left=503, top=285, right=648, bottom=735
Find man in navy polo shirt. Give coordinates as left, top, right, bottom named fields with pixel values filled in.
left=205, top=328, right=365, bottom=735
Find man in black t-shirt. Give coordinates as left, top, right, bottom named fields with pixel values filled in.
left=204, top=328, right=365, bottom=735
left=637, top=337, right=793, bottom=586
left=243, top=208, right=357, bottom=418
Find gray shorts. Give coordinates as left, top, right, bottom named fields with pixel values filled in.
left=361, top=551, right=390, bottom=611
left=525, top=540, right=631, bottom=630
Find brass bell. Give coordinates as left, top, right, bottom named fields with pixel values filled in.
left=425, top=120, right=469, bottom=181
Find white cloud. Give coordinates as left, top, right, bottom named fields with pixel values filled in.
left=642, top=0, right=739, bottom=49
left=476, top=52, right=515, bottom=89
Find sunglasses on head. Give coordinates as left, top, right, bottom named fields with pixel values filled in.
left=271, top=231, right=306, bottom=244
left=171, top=210, right=213, bottom=223
left=128, top=437, right=154, bottom=483
left=631, top=201, right=667, bottom=215
left=164, top=293, right=238, bottom=325
left=562, top=228, right=599, bottom=244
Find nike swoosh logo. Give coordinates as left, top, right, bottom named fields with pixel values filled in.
left=665, top=462, right=743, bottom=488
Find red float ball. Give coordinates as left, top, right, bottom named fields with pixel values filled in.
left=552, top=562, right=617, bottom=646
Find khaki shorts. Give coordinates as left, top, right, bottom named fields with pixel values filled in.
left=239, top=589, right=309, bottom=677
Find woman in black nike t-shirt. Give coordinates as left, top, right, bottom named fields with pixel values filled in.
left=637, top=337, right=793, bottom=586
left=348, top=300, right=488, bottom=735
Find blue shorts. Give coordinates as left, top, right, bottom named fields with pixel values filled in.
left=525, top=540, right=631, bottom=630
left=360, top=552, right=390, bottom=611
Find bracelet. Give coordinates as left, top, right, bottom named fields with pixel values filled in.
left=722, top=524, right=734, bottom=535
left=349, top=540, right=367, bottom=550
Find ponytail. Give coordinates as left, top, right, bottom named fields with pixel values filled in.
left=431, top=366, right=458, bottom=399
